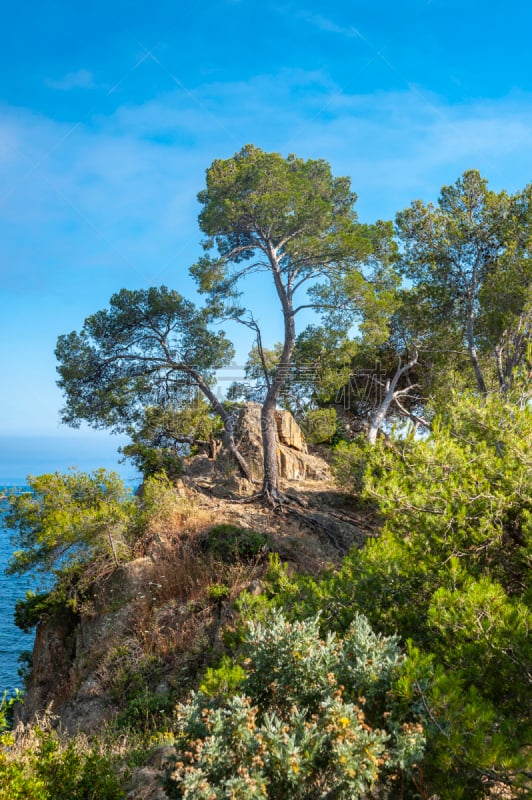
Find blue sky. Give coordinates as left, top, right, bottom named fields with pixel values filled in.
left=1, top=0, right=532, bottom=474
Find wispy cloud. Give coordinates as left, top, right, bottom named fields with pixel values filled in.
left=2, top=77, right=532, bottom=260
left=298, top=11, right=365, bottom=40
left=45, top=69, right=95, bottom=91
left=2, top=73, right=532, bottom=433
left=1, top=74, right=532, bottom=302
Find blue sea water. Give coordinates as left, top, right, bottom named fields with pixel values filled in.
left=0, top=492, right=37, bottom=695
left=0, top=433, right=140, bottom=695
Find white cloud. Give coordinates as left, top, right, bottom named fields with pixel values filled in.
left=45, top=69, right=95, bottom=91
left=298, top=11, right=365, bottom=39
left=1, top=76, right=532, bottom=298
left=2, top=75, right=532, bottom=433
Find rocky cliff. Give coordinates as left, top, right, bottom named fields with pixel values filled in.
left=13, top=408, right=370, bottom=800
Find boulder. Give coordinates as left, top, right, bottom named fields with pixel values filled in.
left=275, top=409, right=307, bottom=451
left=231, top=403, right=329, bottom=482
left=126, top=767, right=169, bottom=800
left=232, top=403, right=265, bottom=480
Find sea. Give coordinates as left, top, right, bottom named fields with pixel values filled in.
left=0, top=433, right=140, bottom=696
left=0, top=486, right=38, bottom=695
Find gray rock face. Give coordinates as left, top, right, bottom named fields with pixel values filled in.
left=15, top=608, right=78, bottom=728
left=126, top=766, right=170, bottom=800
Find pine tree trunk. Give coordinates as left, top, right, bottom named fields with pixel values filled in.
left=261, top=395, right=282, bottom=501
left=221, top=410, right=253, bottom=482
left=367, top=384, right=395, bottom=445
left=258, top=244, right=298, bottom=501
left=465, top=299, right=488, bottom=395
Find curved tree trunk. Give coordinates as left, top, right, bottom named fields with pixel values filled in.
left=188, top=368, right=253, bottom=482
left=221, top=409, right=253, bottom=482
left=261, top=395, right=282, bottom=502
left=367, top=349, right=419, bottom=445
left=466, top=310, right=488, bottom=395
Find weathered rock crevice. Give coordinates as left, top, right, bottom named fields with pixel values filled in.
left=228, top=403, right=330, bottom=483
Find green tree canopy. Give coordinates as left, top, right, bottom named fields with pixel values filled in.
left=55, top=286, right=251, bottom=479
left=192, top=145, right=380, bottom=499
left=56, top=286, right=232, bottom=431
left=5, top=469, right=134, bottom=579
left=120, top=400, right=223, bottom=479
left=396, top=170, right=532, bottom=395
left=308, top=170, right=532, bottom=442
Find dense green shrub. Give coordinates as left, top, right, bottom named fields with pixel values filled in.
left=0, top=729, right=126, bottom=800
left=302, top=388, right=532, bottom=796
left=166, top=610, right=425, bottom=799
left=333, top=435, right=373, bottom=494
left=204, top=524, right=267, bottom=563
left=363, top=390, right=532, bottom=588
left=115, top=688, right=173, bottom=732
left=301, top=407, right=338, bottom=444
left=13, top=567, right=86, bottom=632
left=199, top=656, right=245, bottom=698
left=207, top=582, right=231, bottom=601
left=14, top=590, right=67, bottom=634
left=121, top=441, right=183, bottom=481
left=232, top=561, right=530, bottom=797
left=0, top=691, right=22, bottom=734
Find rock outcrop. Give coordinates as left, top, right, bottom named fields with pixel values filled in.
left=231, top=403, right=330, bottom=482
left=17, top=557, right=158, bottom=732
left=275, top=408, right=306, bottom=451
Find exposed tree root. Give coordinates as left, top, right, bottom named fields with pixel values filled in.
left=182, top=469, right=357, bottom=555
left=232, top=487, right=346, bottom=552
left=285, top=506, right=345, bottom=552
left=232, top=486, right=294, bottom=509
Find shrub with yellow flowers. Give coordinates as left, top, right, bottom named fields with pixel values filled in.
left=166, top=611, right=425, bottom=799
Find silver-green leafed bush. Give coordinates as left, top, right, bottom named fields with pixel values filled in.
left=167, top=610, right=425, bottom=799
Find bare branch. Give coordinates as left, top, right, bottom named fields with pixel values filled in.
left=392, top=393, right=432, bottom=430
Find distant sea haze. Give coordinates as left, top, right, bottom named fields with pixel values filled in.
left=0, top=432, right=139, bottom=481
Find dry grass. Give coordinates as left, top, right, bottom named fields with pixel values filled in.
left=139, top=478, right=214, bottom=540
left=126, top=539, right=266, bottom=665
left=9, top=709, right=145, bottom=767
left=88, top=500, right=268, bottom=706
left=144, top=496, right=213, bottom=538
